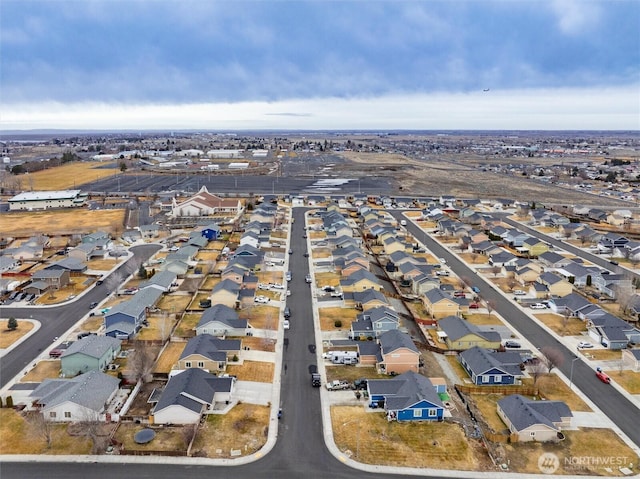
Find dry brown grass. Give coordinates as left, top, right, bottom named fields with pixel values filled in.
left=191, top=403, right=269, bottom=458
left=406, top=301, right=431, bottom=322
left=200, top=276, right=220, bottom=290
left=314, top=271, right=341, bottom=287
left=20, top=360, right=61, bottom=382
left=503, top=428, right=639, bottom=475
left=463, top=313, right=504, bottom=326
left=35, top=277, right=89, bottom=305
left=115, top=423, right=188, bottom=452
left=87, top=258, right=120, bottom=271
left=523, top=374, right=591, bottom=411
left=238, top=305, right=279, bottom=329
left=157, top=294, right=192, bottom=312
left=174, top=313, right=200, bottom=337
left=137, top=314, right=176, bottom=341
left=606, top=370, right=640, bottom=394
left=458, top=253, right=490, bottom=264
left=241, top=336, right=276, bottom=352
left=226, top=360, right=274, bottom=382
left=0, top=209, right=125, bottom=237
left=195, top=251, right=218, bottom=261
left=535, top=313, right=586, bottom=336
left=78, top=316, right=104, bottom=332
left=25, top=162, right=118, bottom=190
left=0, top=320, right=35, bottom=348
left=470, top=393, right=509, bottom=433
left=0, top=410, right=93, bottom=455
left=325, top=365, right=387, bottom=382
left=330, top=406, right=483, bottom=469
left=581, top=349, right=621, bottom=361
left=446, top=354, right=468, bottom=383
left=153, top=342, right=186, bottom=373
left=318, top=307, right=358, bottom=331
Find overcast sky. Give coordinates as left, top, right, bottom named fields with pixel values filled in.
left=1, top=0, right=638, bottom=130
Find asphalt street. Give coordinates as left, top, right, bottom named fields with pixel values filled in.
left=395, top=212, right=640, bottom=450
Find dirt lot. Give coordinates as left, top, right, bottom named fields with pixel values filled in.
left=18, top=161, right=119, bottom=190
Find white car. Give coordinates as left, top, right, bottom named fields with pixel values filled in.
left=254, top=295, right=270, bottom=304
left=513, top=290, right=526, bottom=296
left=286, top=290, right=291, bottom=296
left=530, top=303, right=547, bottom=309
left=283, top=320, right=290, bottom=330
left=578, top=341, right=594, bottom=349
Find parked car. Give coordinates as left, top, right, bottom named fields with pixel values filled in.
left=578, top=341, right=594, bottom=349
left=453, top=291, right=466, bottom=298
left=288, top=249, right=293, bottom=255
left=530, top=303, right=547, bottom=309
left=254, top=295, right=270, bottom=304
left=438, top=258, right=447, bottom=264
left=504, top=340, right=521, bottom=348
left=283, top=319, right=290, bottom=330
left=305, top=274, right=312, bottom=284
left=513, top=290, right=526, bottom=296
left=471, top=286, right=481, bottom=294
left=469, top=302, right=480, bottom=309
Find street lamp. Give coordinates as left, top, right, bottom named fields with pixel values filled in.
left=569, top=356, right=579, bottom=390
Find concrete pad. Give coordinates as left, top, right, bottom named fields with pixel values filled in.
left=233, top=380, right=273, bottom=405
left=570, top=411, right=614, bottom=428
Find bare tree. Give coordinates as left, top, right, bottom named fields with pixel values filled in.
left=129, top=342, right=155, bottom=383
left=528, top=361, right=547, bottom=387
left=485, top=299, right=496, bottom=317
left=540, top=346, right=564, bottom=373
left=27, top=411, right=54, bottom=449
left=506, top=277, right=518, bottom=292
left=105, top=271, right=124, bottom=295
left=469, top=252, right=478, bottom=264
left=614, top=280, right=635, bottom=315
left=181, top=423, right=198, bottom=449
left=491, top=265, right=501, bottom=277
left=79, top=410, right=108, bottom=454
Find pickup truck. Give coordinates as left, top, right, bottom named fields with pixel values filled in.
left=325, top=380, right=352, bottom=391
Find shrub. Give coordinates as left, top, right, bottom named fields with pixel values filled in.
left=232, top=354, right=239, bottom=362
left=5, top=396, right=13, bottom=408
left=334, top=320, right=342, bottom=328
left=7, top=317, right=17, bottom=331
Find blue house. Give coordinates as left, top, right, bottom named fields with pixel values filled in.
left=104, top=288, right=162, bottom=339
left=459, top=346, right=523, bottom=385
left=201, top=223, right=221, bottom=241
left=366, top=371, right=445, bottom=422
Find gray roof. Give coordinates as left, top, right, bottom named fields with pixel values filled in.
left=106, top=287, right=163, bottom=319
left=32, top=269, right=66, bottom=279
left=459, top=346, right=522, bottom=378
left=351, top=289, right=388, bottom=305
left=368, top=371, right=444, bottom=411
left=30, top=370, right=119, bottom=411
left=105, top=321, right=136, bottom=336
left=180, top=334, right=241, bottom=362
left=379, top=329, right=419, bottom=355
left=357, top=341, right=380, bottom=356
left=45, top=257, right=87, bottom=271
left=154, top=368, right=233, bottom=415
left=438, top=316, right=501, bottom=343
left=139, top=269, right=177, bottom=290
left=61, top=335, right=121, bottom=360
left=498, top=394, right=571, bottom=432
left=197, top=304, right=247, bottom=329
left=212, top=278, right=241, bottom=295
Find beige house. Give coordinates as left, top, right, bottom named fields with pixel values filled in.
left=176, top=335, right=242, bottom=373
left=340, top=269, right=383, bottom=293
left=622, top=349, right=640, bottom=372
left=497, top=395, right=572, bottom=443
left=422, top=289, right=460, bottom=319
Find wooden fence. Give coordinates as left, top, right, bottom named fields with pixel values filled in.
left=455, top=384, right=540, bottom=396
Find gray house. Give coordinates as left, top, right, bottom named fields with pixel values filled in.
left=195, top=304, right=249, bottom=336
left=497, top=394, right=572, bottom=442
left=350, top=306, right=399, bottom=340
left=105, top=287, right=163, bottom=339
left=60, top=335, right=121, bottom=377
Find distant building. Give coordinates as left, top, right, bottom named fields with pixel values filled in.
left=9, top=190, right=87, bottom=211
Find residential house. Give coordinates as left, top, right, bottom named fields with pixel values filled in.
left=349, top=289, right=389, bottom=311
left=412, top=273, right=439, bottom=296
left=201, top=223, right=221, bottom=240
left=520, top=237, right=550, bottom=258
left=60, top=335, right=121, bottom=377
left=497, top=394, right=572, bottom=442
left=30, top=269, right=70, bottom=291
left=422, top=289, right=460, bottom=319
left=367, top=371, right=444, bottom=422
left=622, top=349, right=640, bottom=372
left=195, top=304, right=249, bottom=336
left=176, top=334, right=241, bottom=373
left=377, top=330, right=421, bottom=375
left=556, top=262, right=602, bottom=287
left=538, top=251, right=572, bottom=269
left=538, top=272, right=573, bottom=297
left=105, top=288, right=163, bottom=339
left=210, top=279, right=241, bottom=308
left=458, top=347, right=523, bottom=385
left=151, top=368, right=235, bottom=424
left=139, top=269, right=178, bottom=293
left=437, top=316, right=502, bottom=350
left=548, top=293, right=593, bottom=317
left=350, top=306, right=399, bottom=340
left=29, top=371, right=119, bottom=422
left=45, top=257, right=87, bottom=274
left=340, top=269, right=383, bottom=293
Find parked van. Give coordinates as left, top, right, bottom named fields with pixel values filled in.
left=284, top=307, right=291, bottom=319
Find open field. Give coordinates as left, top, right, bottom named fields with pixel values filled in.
left=24, top=162, right=119, bottom=190
left=318, top=307, right=358, bottom=331
left=330, top=406, right=488, bottom=470
left=0, top=320, right=35, bottom=348
left=191, top=403, right=269, bottom=458
left=0, top=209, right=126, bottom=237
left=226, top=360, right=274, bottom=382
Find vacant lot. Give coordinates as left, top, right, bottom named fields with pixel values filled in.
left=535, top=313, right=586, bottom=336
left=226, top=360, right=274, bottom=382
left=241, top=336, right=276, bottom=352
left=153, top=341, right=187, bottom=374
left=463, top=313, right=504, bottom=326
left=191, top=403, right=269, bottom=458
left=606, top=370, right=640, bottom=394
left=330, top=406, right=487, bottom=470
left=238, top=305, right=280, bottom=329
left=0, top=320, right=35, bottom=348
left=524, top=374, right=591, bottom=411
left=24, top=162, right=119, bottom=190
left=325, top=365, right=388, bottom=382
left=0, top=209, right=125, bottom=237
left=319, top=307, right=358, bottom=331
left=314, top=272, right=341, bottom=287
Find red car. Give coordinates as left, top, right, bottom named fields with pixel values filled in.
left=469, top=303, right=480, bottom=309
left=596, top=368, right=611, bottom=384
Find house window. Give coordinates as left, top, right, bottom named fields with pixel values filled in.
left=185, top=362, right=192, bottom=368
left=530, top=432, right=536, bottom=437
left=413, top=409, right=421, bottom=418
left=428, top=409, right=437, bottom=417
left=64, top=411, right=72, bottom=418
left=481, top=375, right=489, bottom=383
left=49, top=412, right=57, bottom=418
left=197, top=362, right=205, bottom=368
left=494, top=375, right=502, bottom=382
